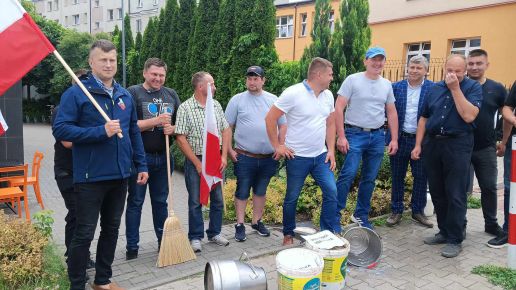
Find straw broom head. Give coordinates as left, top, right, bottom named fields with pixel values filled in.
left=157, top=213, right=197, bottom=267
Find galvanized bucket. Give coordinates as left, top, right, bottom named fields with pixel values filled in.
left=204, top=252, right=267, bottom=290
left=342, top=226, right=382, bottom=268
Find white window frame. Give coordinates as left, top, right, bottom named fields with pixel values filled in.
left=72, top=0, right=79, bottom=5
left=153, top=0, right=158, bottom=5
left=138, top=0, right=144, bottom=8
left=95, top=21, right=100, bottom=29
left=276, top=15, right=294, bottom=39
left=72, top=14, right=80, bottom=26
left=450, top=38, right=481, bottom=57
left=117, top=8, right=123, bottom=20
left=94, top=0, right=99, bottom=7
left=107, top=9, right=114, bottom=21
left=406, top=42, right=431, bottom=64
left=47, top=1, right=52, bottom=12
left=136, top=19, right=142, bottom=33
left=54, top=0, right=59, bottom=10
left=329, top=10, right=335, bottom=33
left=83, top=12, right=88, bottom=24
left=300, top=13, right=307, bottom=37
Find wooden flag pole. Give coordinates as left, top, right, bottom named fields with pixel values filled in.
left=52, top=50, right=123, bottom=138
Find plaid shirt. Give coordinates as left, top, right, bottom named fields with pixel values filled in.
left=175, top=96, right=229, bottom=155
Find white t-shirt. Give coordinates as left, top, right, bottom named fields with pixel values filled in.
left=275, top=81, right=335, bottom=158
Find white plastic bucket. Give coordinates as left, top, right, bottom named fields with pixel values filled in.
left=305, top=237, right=350, bottom=290
left=276, top=248, right=324, bottom=290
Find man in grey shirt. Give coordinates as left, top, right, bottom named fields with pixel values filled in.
left=226, top=66, right=287, bottom=242
left=334, top=47, right=399, bottom=230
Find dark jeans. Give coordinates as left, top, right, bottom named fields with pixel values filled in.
left=68, top=179, right=128, bottom=290
left=284, top=153, right=339, bottom=236
left=126, top=152, right=171, bottom=251
left=503, top=141, right=511, bottom=233
left=471, top=145, right=499, bottom=228
left=184, top=156, right=224, bottom=240
left=56, top=175, right=76, bottom=257
left=234, top=154, right=278, bottom=199
left=389, top=135, right=427, bottom=214
left=423, top=134, right=473, bottom=244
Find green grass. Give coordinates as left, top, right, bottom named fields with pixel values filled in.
left=472, top=265, right=516, bottom=290
left=467, top=196, right=482, bottom=209
left=0, top=243, right=70, bottom=290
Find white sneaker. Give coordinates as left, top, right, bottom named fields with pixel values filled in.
left=190, top=239, right=202, bottom=252
left=208, top=234, right=230, bottom=246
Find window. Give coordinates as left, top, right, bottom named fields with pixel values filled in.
left=107, top=9, right=114, bottom=21
left=47, top=1, right=52, bottom=12
left=276, top=15, right=293, bottom=38
left=95, top=22, right=100, bottom=29
left=406, top=42, right=431, bottom=65
left=138, top=0, right=143, bottom=7
left=329, top=11, right=335, bottom=33
left=136, top=19, right=142, bottom=33
left=153, top=0, right=158, bottom=5
left=117, top=8, right=123, bottom=19
left=83, top=13, right=88, bottom=24
left=300, top=13, right=307, bottom=37
left=72, top=14, right=80, bottom=26
left=65, top=15, right=68, bottom=26
left=94, top=0, right=99, bottom=7
left=54, top=0, right=59, bottom=10
left=72, top=0, right=79, bottom=4
left=450, top=38, right=481, bottom=56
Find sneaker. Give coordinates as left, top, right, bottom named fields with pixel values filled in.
left=235, top=223, right=247, bottom=242
left=386, top=213, right=402, bottom=227
left=190, top=239, right=202, bottom=253
left=251, top=220, right=270, bottom=237
left=485, top=224, right=504, bottom=236
left=125, top=249, right=138, bottom=261
left=487, top=233, right=508, bottom=249
left=208, top=234, right=230, bottom=246
left=412, top=213, right=434, bottom=228
left=351, top=215, right=374, bottom=230
left=86, top=258, right=96, bottom=269
left=282, top=235, right=294, bottom=246
left=424, top=233, right=447, bottom=245
left=441, top=243, right=462, bottom=258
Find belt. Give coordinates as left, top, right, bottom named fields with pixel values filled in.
left=400, top=131, right=416, bottom=138
left=345, top=124, right=382, bottom=132
left=234, top=148, right=273, bottom=159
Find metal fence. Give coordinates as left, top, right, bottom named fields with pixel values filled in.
left=381, top=58, right=446, bottom=83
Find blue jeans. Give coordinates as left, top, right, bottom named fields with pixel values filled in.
left=125, top=152, right=171, bottom=251
left=283, top=152, right=339, bottom=236
left=234, top=155, right=278, bottom=200
left=184, top=156, right=224, bottom=240
left=336, top=128, right=385, bottom=221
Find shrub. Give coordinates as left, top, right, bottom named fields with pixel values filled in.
left=33, top=210, right=55, bottom=239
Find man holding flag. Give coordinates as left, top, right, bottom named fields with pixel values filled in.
left=175, top=71, right=231, bottom=253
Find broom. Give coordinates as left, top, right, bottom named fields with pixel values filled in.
left=157, top=134, right=196, bottom=267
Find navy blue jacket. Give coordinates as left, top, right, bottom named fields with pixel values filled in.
left=386, top=79, right=434, bottom=144
left=53, top=73, right=147, bottom=183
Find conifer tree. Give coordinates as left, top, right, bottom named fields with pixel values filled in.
left=139, top=17, right=156, bottom=71
left=188, top=0, right=219, bottom=75
left=161, top=0, right=179, bottom=88
left=173, top=0, right=196, bottom=99
left=128, top=32, right=143, bottom=86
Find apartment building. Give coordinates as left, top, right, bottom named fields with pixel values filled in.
left=274, top=0, right=516, bottom=86
left=32, top=0, right=164, bottom=36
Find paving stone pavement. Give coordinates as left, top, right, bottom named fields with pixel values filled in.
left=18, top=124, right=509, bottom=290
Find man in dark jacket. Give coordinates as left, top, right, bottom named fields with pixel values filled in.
left=53, top=39, right=148, bottom=290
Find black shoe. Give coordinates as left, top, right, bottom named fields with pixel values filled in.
left=86, top=258, right=95, bottom=269
left=487, top=233, right=508, bottom=248
left=424, top=233, right=447, bottom=245
left=412, top=213, right=434, bottom=228
left=235, top=223, right=247, bottom=242
left=386, top=213, right=402, bottom=227
left=251, top=220, right=270, bottom=237
left=126, top=249, right=138, bottom=260
left=485, top=224, right=504, bottom=236
left=441, top=243, right=462, bottom=258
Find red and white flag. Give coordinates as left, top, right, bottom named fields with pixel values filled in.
left=200, top=85, right=222, bottom=206
left=0, top=0, right=55, bottom=96
left=0, top=109, right=8, bottom=136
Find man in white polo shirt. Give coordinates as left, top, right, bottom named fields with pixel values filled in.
left=265, top=57, right=339, bottom=246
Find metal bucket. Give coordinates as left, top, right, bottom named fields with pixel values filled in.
left=342, top=227, right=382, bottom=268
left=204, top=252, right=267, bottom=290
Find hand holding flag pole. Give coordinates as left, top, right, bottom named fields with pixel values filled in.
left=0, top=0, right=122, bottom=138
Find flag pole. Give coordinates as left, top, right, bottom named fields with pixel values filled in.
left=52, top=50, right=123, bottom=139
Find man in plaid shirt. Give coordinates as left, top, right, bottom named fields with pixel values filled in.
left=175, top=71, right=231, bottom=253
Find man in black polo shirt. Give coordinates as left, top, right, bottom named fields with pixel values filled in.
left=125, top=58, right=181, bottom=260
left=466, top=49, right=507, bottom=239
left=411, top=54, right=482, bottom=258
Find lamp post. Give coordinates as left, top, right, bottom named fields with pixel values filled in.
left=121, top=0, right=126, bottom=87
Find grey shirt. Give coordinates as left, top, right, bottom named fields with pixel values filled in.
left=337, top=72, right=395, bottom=129
left=225, top=90, right=286, bottom=154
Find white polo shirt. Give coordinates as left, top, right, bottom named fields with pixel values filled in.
left=275, top=80, right=335, bottom=157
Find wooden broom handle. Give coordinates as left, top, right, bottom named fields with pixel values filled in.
left=165, top=135, right=174, bottom=215
left=53, top=50, right=123, bottom=139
